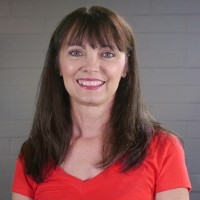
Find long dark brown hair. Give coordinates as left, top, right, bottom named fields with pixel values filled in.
left=20, top=6, right=163, bottom=183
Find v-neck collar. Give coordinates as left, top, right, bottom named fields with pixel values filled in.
left=56, top=161, right=121, bottom=185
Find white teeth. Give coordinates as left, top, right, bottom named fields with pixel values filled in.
left=78, top=80, right=104, bottom=86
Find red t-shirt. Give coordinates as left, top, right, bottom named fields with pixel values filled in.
left=12, top=132, right=191, bottom=200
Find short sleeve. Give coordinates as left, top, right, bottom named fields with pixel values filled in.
left=155, top=134, right=191, bottom=193
left=12, top=157, right=37, bottom=198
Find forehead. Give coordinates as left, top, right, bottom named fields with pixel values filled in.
left=56, top=8, right=130, bottom=53
left=63, top=30, right=118, bottom=49
left=65, top=39, right=118, bottom=50
left=60, top=18, right=126, bottom=51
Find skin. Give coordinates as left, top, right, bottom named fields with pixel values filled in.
left=12, top=41, right=189, bottom=200
left=59, top=42, right=127, bottom=107
left=58, top=41, right=127, bottom=180
left=12, top=194, right=32, bottom=200
left=155, top=188, right=189, bottom=200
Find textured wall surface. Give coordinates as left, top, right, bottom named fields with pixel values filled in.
left=0, top=0, right=200, bottom=199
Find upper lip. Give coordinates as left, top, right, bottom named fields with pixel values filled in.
left=77, top=78, right=105, bottom=81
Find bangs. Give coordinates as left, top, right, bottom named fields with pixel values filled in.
left=62, top=9, right=129, bottom=51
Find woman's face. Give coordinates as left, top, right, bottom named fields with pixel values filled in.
left=59, top=40, right=127, bottom=107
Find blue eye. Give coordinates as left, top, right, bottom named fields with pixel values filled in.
left=69, top=50, right=83, bottom=57
left=102, top=52, right=115, bottom=58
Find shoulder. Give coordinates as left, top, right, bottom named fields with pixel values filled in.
left=146, top=129, right=191, bottom=192
left=12, top=157, right=38, bottom=198
left=146, top=129, right=185, bottom=172
left=150, top=129, right=182, bottom=153
left=152, top=129, right=181, bottom=142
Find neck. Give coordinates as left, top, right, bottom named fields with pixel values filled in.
left=70, top=101, right=113, bottom=139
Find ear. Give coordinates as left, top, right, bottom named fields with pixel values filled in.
left=121, top=56, right=128, bottom=78
left=121, top=69, right=127, bottom=78
left=122, top=71, right=127, bottom=78
left=58, top=64, right=63, bottom=76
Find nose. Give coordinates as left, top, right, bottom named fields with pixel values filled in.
left=81, top=53, right=100, bottom=73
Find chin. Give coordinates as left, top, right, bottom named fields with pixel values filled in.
left=80, top=100, right=104, bottom=107
left=80, top=97, right=114, bottom=107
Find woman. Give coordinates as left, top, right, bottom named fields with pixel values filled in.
left=12, top=6, right=191, bottom=200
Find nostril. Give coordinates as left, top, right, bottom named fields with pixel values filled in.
left=81, top=65, right=99, bottom=73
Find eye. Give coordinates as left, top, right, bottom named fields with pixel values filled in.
left=69, top=49, right=83, bottom=57
left=101, top=51, right=115, bottom=58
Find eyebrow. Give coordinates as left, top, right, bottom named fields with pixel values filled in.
left=67, top=42, right=84, bottom=47
left=66, top=42, right=115, bottom=50
left=101, top=44, right=114, bottom=49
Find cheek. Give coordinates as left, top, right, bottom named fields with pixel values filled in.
left=60, top=62, right=77, bottom=77
left=59, top=54, right=75, bottom=76
left=106, top=62, right=126, bottom=79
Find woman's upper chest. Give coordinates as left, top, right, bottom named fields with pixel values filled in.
left=35, top=160, right=155, bottom=200
left=60, top=136, right=104, bottom=181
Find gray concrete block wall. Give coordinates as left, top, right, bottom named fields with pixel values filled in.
left=0, top=0, right=199, bottom=199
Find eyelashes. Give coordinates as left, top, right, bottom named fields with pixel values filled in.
left=68, top=49, right=116, bottom=59
left=101, top=51, right=115, bottom=58
left=68, top=49, right=83, bottom=57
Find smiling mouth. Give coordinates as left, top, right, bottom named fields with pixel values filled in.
left=77, top=79, right=105, bottom=87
